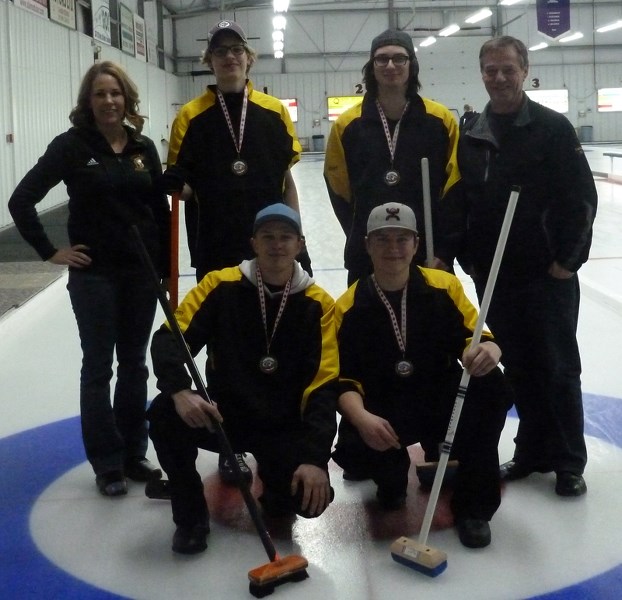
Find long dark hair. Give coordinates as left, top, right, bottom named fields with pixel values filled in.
left=69, top=61, right=145, bottom=133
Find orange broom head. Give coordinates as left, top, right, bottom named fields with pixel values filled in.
left=248, top=554, right=309, bottom=585
left=390, top=536, right=448, bottom=577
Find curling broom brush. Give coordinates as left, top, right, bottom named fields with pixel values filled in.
left=391, top=185, right=521, bottom=576
left=131, top=225, right=309, bottom=597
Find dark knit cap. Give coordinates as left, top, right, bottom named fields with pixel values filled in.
left=370, top=29, right=416, bottom=59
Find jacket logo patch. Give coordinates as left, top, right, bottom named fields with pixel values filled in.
left=132, top=155, right=146, bottom=171
left=86, top=158, right=99, bottom=166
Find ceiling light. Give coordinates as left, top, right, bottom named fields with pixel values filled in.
left=529, top=42, right=549, bottom=51
left=499, top=0, right=522, bottom=5
left=559, top=32, right=584, bottom=43
left=465, top=8, right=493, bottom=24
left=274, top=50, right=284, bottom=59
left=273, top=0, right=289, bottom=12
left=439, top=24, right=460, bottom=37
left=596, top=20, right=622, bottom=33
left=273, top=15, right=287, bottom=30
left=419, top=36, right=436, bottom=47
left=272, top=30, right=284, bottom=42
left=273, top=41, right=284, bottom=52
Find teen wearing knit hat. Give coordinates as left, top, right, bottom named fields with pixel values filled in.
left=324, top=28, right=460, bottom=287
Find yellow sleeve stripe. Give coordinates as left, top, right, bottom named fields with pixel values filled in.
left=165, top=266, right=242, bottom=334
left=422, top=97, right=461, bottom=198
left=300, top=285, right=339, bottom=414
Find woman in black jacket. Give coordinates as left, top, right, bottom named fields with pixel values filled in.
left=8, top=62, right=170, bottom=496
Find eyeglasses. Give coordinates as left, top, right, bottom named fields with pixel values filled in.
left=373, top=54, right=410, bottom=67
left=212, top=44, right=246, bottom=58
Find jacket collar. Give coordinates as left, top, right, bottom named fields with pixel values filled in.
left=466, top=94, right=532, bottom=146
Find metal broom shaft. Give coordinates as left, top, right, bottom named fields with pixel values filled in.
left=421, top=158, right=434, bottom=267
left=418, top=185, right=521, bottom=546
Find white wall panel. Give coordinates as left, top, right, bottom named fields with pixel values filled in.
left=0, top=0, right=14, bottom=229
left=1, top=5, right=186, bottom=229
left=9, top=7, right=73, bottom=218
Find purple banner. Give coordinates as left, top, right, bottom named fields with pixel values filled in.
left=537, top=0, right=571, bottom=38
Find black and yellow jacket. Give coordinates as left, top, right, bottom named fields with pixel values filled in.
left=163, top=81, right=302, bottom=273
left=324, top=94, right=460, bottom=276
left=8, top=125, right=170, bottom=275
left=151, top=259, right=338, bottom=467
left=335, top=266, right=492, bottom=434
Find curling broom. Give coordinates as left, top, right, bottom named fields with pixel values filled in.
left=416, top=157, right=459, bottom=488
left=421, top=157, right=434, bottom=268
left=168, top=191, right=180, bottom=310
left=130, top=225, right=309, bottom=597
left=391, top=185, right=521, bottom=576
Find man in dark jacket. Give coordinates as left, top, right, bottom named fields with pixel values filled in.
left=148, top=204, right=338, bottom=555
left=438, top=36, right=597, bottom=497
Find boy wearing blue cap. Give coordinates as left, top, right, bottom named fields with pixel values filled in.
left=148, top=204, right=338, bottom=554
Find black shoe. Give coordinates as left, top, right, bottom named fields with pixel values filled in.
left=172, top=521, right=210, bottom=555
left=499, top=460, right=553, bottom=481
left=218, top=453, right=253, bottom=485
left=145, top=478, right=171, bottom=500
left=416, top=460, right=459, bottom=490
left=555, top=472, right=587, bottom=497
left=376, top=488, right=407, bottom=511
left=456, top=518, right=491, bottom=548
left=96, top=470, right=127, bottom=497
left=125, top=458, right=162, bottom=482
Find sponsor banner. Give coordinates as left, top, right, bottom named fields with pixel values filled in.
left=120, top=3, right=135, bottom=55
left=15, top=0, right=48, bottom=20
left=147, top=24, right=158, bottom=65
left=50, top=0, right=76, bottom=29
left=536, top=0, right=571, bottom=38
left=92, top=0, right=111, bottom=45
left=134, top=14, right=147, bottom=62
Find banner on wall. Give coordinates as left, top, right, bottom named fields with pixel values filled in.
left=134, top=14, right=147, bottom=62
left=120, top=4, right=135, bottom=55
left=536, top=0, right=571, bottom=38
left=49, top=0, right=76, bottom=29
left=147, top=24, right=158, bottom=65
left=14, top=0, right=48, bottom=20
left=92, top=0, right=111, bottom=46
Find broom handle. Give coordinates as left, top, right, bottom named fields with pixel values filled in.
left=131, top=224, right=279, bottom=563
left=169, top=192, right=180, bottom=311
left=421, top=158, right=434, bottom=267
left=418, top=185, right=521, bottom=546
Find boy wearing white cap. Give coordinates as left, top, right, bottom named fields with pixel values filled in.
left=332, top=202, right=509, bottom=548
left=148, top=204, right=338, bottom=554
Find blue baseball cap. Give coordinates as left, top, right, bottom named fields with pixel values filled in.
left=253, top=203, right=302, bottom=235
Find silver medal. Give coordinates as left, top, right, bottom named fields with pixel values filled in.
left=395, top=359, right=414, bottom=377
left=231, top=159, right=248, bottom=176
left=384, top=169, right=400, bottom=186
left=259, top=355, right=278, bottom=374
